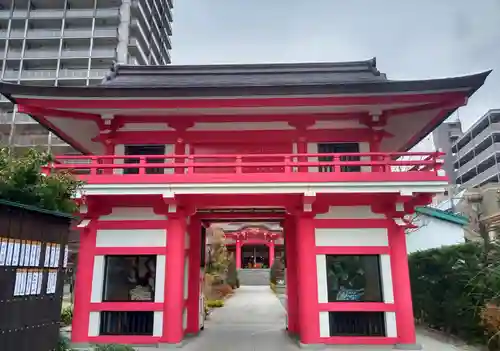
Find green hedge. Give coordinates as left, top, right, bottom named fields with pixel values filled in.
left=409, top=242, right=500, bottom=346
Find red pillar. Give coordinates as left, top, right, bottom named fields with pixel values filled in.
left=268, top=241, right=275, bottom=267
left=186, top=217, right=201, bottom=334
left=71, top=222, right=97, bottom=343
left=174, top=138, right=185, bottom=174
left=235, top=240, right=242, bottom=269
left=389, top=222, right=417, bottom=345
left=102, top=141, right=115, bottom=175
left=296, top=213, right=320, bottom=344
left=162, top=213, right=186, bottom=344
left=284, top=216, right=299, bottom=334
left=297, top=136, right=307, bottom=172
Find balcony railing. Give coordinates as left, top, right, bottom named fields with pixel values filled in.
left=49, top=152, right=445, bottom=184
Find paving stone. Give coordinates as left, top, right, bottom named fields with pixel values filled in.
left=135, top=286, right=480, bottom=351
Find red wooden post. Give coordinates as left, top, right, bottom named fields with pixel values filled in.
left=161, top=213, right=186, bottom=345
left=284, top=216, right=299, bottom=334
left=138, top=156, right=146, bottom=175
left=186, top=217, right=202, bottom=334
left=268, top=241, right=275, bottom=267
left=389, top=222, right=418, bottom=346
left=235, top=156, right=243, bottom=173
left=297, top=137, right=307, bottom=173
left=71, top=222, right=97, bottom=344
left=296, top=213, right=320, bottom=344
left=174, top=138, right=185, bottom=174
left=235, top=240, right=242, bottom=269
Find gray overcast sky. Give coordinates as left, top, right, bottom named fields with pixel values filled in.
left=170, top=0, right=500, bottom=150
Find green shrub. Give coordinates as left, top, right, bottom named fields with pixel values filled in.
left=57, top=333, right=72, bottom=351
left=94, top=345, right=136, bottom=351
left=0, top=148, right=83, bottom=213
left=60, top=305, right=73, bottom=326
left=226, top=255, right=239, bottom=289
left=206, top=299, right=224, bottom=308
left=269, top=258, right=284, bottom=285
left=409, top=242, right=500, bottom=346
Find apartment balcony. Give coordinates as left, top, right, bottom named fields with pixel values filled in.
left=462, top=163, right=500, bottom=188
left=3, top=68, right=109, bottom=81
left=49, top=152, right=447, bottom=194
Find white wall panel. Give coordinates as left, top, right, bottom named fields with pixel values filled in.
left=90, top=255, right=105, bottom=303
left=96, top=229, right=167, bottom=247
left=385, top=312, right=397, bottom=337
left=190, top=121, right=293, bottom=131
left=316, top=206, right=384, bottom=219
left=184, top=256, right=189, bottom=299
left=88, top=312, right=100, bottom=337
left=380, top=254, right=394, bottom=303
left=359, top=141, right=371, bottom=173
left=315, top=228, right=388, bottom=247
left=153, top=311, right=163, bottom=337
left=183, top=308, right=188, bottom=330
left=316, top=255, right=328, bottom=303
left=319, top=312, right=330, bottom=337
left=155, top=255, right=166, bottom=303
left=100, top=207, right=166, bottom=221
left=307, top=143, right=319, bottom=172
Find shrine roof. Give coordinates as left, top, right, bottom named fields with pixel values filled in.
left=0, top=59, right=491, bottom=155
left=0, top=58, right=490, bottom=99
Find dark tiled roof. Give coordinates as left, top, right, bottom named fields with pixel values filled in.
left=0, top=58, right=491, bottom=99
left=102, top=58, right=387, bottom=88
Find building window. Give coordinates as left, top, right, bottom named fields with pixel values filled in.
left=318, top=143, right=360, bottom=173
left=124, top=145, right=166, bottom=174
left=325, top=255, right=382, bottom=302
left=103, top=255, right=157, bottom=302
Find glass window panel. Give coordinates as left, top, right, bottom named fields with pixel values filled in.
left=102, top=255, right=157, bottom=302
left=325, top=255, right=382, bottom=302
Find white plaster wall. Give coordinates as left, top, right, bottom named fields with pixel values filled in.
left=164, top=144, right=175, bottom=174
left=319, top=311, right=330, bottom=337
left=315, top=228, right=388, bottom=247
left=155, top=255, right=166, bottom=303
left=88, top=312, right=100, bottom=337
left=184, top=256, right=189, bottom=300
left=91, top=255, right=105, bottom=303
left=96, top=229, right=167, bottom=247
left=406, top=215, right=465, bottom=254
left=113, top=144, right=125, bottom=175
left=153, top=311, right=163, bottom=337
left=307, top=143, right=318, bottom=172
left=190, top=121, right=294, bottom=131
left=183, top=308, right=188, bottom=330
left=310, top=120, right=364, bottom=130
left=359, top=141, right=371, bottom=173
left=316, top=255, right=328, bottom=304
left=316, top=206, right=384, bottom=219
left=380, top=254, right=394, bottom=304
left=385, top=312, right=397, bottom=337
left=100, top=207, right=166, bottom=221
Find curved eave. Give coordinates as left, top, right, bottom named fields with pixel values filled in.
left=0, top=70, right=491, bottom=99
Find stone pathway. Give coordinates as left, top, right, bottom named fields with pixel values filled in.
left=139, top=285, right=480, bottom=350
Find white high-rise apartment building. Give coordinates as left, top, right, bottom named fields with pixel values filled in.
left=0, top=0, right=173, bottom=154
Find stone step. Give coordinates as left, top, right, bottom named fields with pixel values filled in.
left=237, top=268, right=270, bottom=286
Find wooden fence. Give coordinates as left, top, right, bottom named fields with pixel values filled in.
left=0, top=200, right=72, bottom=351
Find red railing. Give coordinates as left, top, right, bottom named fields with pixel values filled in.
left=46, top=152, right=445, bottom=182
